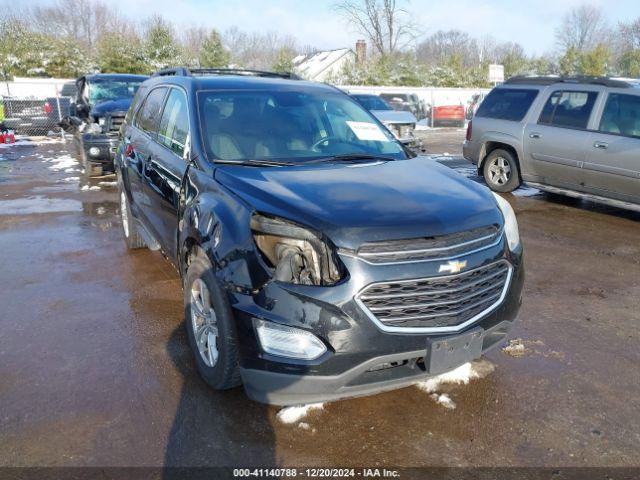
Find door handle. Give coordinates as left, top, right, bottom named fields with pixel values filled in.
left=593, top=141, right=608, bottom=149
left=529, top=133, right=542, bottom=139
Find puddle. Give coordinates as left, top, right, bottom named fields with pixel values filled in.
left=0, top=196, right=82, bottom=215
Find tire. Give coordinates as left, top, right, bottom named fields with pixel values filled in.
left=482, top=148, right=521, bottom=193
left=118, top=182, right=146, bottom=249
left=184, top=250, right=241, bottom=390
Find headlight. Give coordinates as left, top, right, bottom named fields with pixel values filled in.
left=250, top=214, right=342, bottom=286
left=492, top=192, right=520, bottom=251
left=254, top=319, right=327, bottom=360
left=98, top=117, right=105, bottom=126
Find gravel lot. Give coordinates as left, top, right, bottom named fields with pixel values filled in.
left=0, top=135, right=639, bottom=472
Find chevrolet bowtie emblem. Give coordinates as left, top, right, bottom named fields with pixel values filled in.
left=438, top=260, right=468, bottom=274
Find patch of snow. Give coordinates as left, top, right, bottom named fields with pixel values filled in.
left=512, top=186, right=542, bottom=197
left=81, top=185, right=101, bottom=191
left=62, top=177, right=80, bottom=182
left=298, top=422, right=311, bottom=430
left=415, top=359, right=495, bottom=409
left=98, top=181, right=117, bottom=187
left=430, top=393, right=456, bottom=409
left=45, top=154, right=78, bottom=171
left=277, top=403, right=324, bottom=424
left=96, top=206, right=106, bottom=215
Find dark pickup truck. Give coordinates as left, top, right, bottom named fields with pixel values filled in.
left=67, top=74, right=148, bottom=176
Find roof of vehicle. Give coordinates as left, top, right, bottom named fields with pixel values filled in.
left=84, top=73, right=149, bottom=82
left=144, top=67, right=341, bottom=93
left=504, top=75, right=640, bottom=89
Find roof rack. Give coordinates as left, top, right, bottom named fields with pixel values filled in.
left=152, top=67, right=301, bottom=80
left=505, top=75, right=634, bottom=88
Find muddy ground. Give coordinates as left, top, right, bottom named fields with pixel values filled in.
left=0, top=135, right=639, bottom=472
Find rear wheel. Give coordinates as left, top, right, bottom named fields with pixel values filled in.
left=184, top=250, right=241, bottom=390
left=483, top=149, right=521, bottom=193
left=118, top=183, right=146, bottom=249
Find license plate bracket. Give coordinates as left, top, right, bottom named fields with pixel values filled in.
left=427, top=328, right=484, bottom=375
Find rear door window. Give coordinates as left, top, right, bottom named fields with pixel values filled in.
left=598, top=93, right=640, bottom=139
left=475, top=88, right=538, bottom=121
left=135, top=87, right=168, bottom=136
left=157, top=89, right=189, bottom=157
left=538, top=90, right=598, bottom=130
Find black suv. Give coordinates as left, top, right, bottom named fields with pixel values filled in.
left=115, top=68, right=524, bottom=405
left=69, top=74, right=148, bottom=176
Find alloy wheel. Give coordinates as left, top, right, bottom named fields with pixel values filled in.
left=120, top=191, right=129, bottom=238
left=190, top=278, right=219, bottom=367
left=488, top=157, right=511, bottom=185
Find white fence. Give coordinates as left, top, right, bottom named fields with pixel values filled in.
left=0, top=77, right=74, bottom=98
left=342, top=85, right=491, bottom=108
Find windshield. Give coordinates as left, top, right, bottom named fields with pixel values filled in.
left=353, top=95, right=392, bottom=111
left=198, top=90, right=406, bottom=163
left=87, top=79, right=143, bottom=104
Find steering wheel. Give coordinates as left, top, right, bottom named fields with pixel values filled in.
left=310, top=136, right=341, bottom=151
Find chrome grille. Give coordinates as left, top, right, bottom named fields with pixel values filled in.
left=357, top=260, right=511, bottom=331
left=357, top=225, right=501, bottom=264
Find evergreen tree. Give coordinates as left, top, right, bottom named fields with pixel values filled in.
left=96, top=34, right=148, bottom=74
left=198, top=30, right=229, bottom=68
left=144, top=17, right=183, bottom=71
left=579, top=44, right=609, bottom=76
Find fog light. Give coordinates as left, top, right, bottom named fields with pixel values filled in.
left=254, top=319, right=327, bottom=360
left=88, top=147, right=100, bottom=157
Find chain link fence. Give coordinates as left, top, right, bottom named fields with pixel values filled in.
left=0, top=96, right=72, bottom=137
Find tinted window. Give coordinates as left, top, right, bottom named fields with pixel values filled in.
left=475, top=88, right=538, bottom=121
left=135, top=87, right=167, bottom=135
left=538, top=90, right=598, bottom=129
left=198, top=90, right=406, bottom=162
left=158, top=89, right=189, bottom=156
left=599, top=93, right=640, bottom=138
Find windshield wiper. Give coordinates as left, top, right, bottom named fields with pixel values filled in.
left=306, top=153, right=398, bottom=164
left=214, top=159, right=295, bottom=167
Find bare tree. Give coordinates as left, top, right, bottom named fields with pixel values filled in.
left=334, top=0, right=418, bottom=56
left=29, top=0, right=113, bottom=50
left=618, top=17, right=640, bottom=49
left=555, top=4, right=609, bottom=52
left=223, top=27, right=299, bottom=69
left=416, top=30, right=479, bottom=67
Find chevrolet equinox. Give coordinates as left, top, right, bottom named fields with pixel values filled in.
left=115, top=68, right=524, bottom=405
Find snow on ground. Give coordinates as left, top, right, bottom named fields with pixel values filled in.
left=81, top=185, right=101, bottom=192
left=415, top=359, right=495, bottom=410
left=44, top=154, right=78, bottom=172
left=277, top=403, right=325, bottom=425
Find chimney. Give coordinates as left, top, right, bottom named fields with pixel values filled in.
left=355, top=39, right=366, bottom=66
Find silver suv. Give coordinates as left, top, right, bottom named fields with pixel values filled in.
left=463, top=76, right=640, bottom=211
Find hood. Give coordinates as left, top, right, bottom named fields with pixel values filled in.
left=371, top=110, right=417, bottom=124
left=90, top=98, right=133, bottom=117
left=215, top=158, right=502, bottom=249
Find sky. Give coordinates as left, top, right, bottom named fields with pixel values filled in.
left=22, top=0, right=640, bottom=56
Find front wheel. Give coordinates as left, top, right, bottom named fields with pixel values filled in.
left=184, top=250, right=241, bottom=390
left=483, top=149, right=521, bottom=193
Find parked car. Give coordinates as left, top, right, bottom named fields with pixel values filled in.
left=64, top=73, right=148, bottom=176
left=433, top=104, right=466, bottom=127
left=379, top=92, right=427, bottom=120
left=115, top=67, right=524, bottom=405
left=351, top=93, right=420, bottom=148
left=464, top=76, right=640, bottom=211
left=2, top=96, right=70, bottom=135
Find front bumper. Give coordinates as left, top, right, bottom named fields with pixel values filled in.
left=229, top=237, right=524, bottom=405
left=77, top=133, right=119, bottom=166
